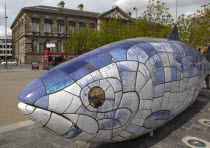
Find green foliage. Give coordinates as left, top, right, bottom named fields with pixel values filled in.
left=65, top=0, right=209, bottom=54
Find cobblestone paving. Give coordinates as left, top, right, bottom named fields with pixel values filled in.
left=0, top=89, right=209, bottom=148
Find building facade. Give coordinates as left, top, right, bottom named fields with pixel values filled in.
left=0, top=36, right=13, bottom=63
left=11, top=1, right=131, bottom=64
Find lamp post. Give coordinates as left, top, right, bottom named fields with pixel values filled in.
left=176, top=0, right=178, bottom=23
left=133, top=7, right=138, bottom=18
left=5, top=2, right=8, bottom=69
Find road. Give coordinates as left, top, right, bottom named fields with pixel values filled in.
left=0, top=69, right=45, bottom=126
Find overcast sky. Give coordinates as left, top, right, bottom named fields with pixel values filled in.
left=0, top=0, right=208, bottom=37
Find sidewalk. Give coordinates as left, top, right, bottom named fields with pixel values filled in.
left=0, top=88, right=210, bottom=148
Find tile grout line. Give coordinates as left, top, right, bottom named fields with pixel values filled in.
left=0, top=120, right=34, bottom=134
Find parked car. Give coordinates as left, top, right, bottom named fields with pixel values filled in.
left=1, top=60, right=17, bottom=65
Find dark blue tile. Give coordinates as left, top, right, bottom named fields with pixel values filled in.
left=42, top=71, right=74, bottom=94
left=173, top=54, right=182, bottom=64
left=18, top=79, right=43, bottom=100
left=171, top=68, right=177, bottom=81
left=86, top=52, right=111, bottom=69
left=152, top=54, right=163, bottom=70
left=108, top=48, right=127, bottom=61
left=104, top=110, right=116, bottom=118
left=70, top=67, right=90, bottom=81
left=34, top=96, right=49, bottom=109
left=112, top=40, right=138, bottom=49
left=38, top=69, right=58, bottom=80
left=20, top=86, right=46, bottom=105
left=154, top=70, right=165, bottom=85
left=137, top=43, right=157, bottom=57
left=64, top=126, right=82, bottom=138
left=99, top=119, right=120, bottom=129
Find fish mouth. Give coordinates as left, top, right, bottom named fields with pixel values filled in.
left=18, top=102, right=81, bottom=138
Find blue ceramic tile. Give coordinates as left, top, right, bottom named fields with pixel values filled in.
left=20, top=86, right=46, bottom=105
left=112, top=40, right=138, bottom=49
left=18, top=79, right=43, bottom=101
left=70, top=67, right=90, bottom=81
left=152, top=54, right=163, bottom=70
left=136, top=43, right=157, bottom=57
left=108, top=48, right=127, bottom=61
left=97, top=44, right=113, bottom=52
left=34, top=96, right=49, bottom=109
left=131, top=46, right=149, bottom=63
left=86, top=52, right=111, bottom=69
left=104, top=110, right=116, bottom=118
left=120, top=72, right=136, bottom=92
left=126, top=125, right=140, bottom=134
left=154, top=84, right=164, bottom=97
left=38, top=69, right=58, bottom=80
left=99, top=119, right=120, bottom=129
left=57, top=63, right=79, bottom=74
left=43, top=71, right=74, bottom=94
left=64, top=126, right=82, bottom=138
left=171, top=68, right=177, bottom=81
left=77, top=105, right=97, bottom=118
left=98, top=100, right=115, bottom=112
left=154, top=70, right=165, bottom=85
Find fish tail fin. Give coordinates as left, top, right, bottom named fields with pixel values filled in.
left=168, top=25, right=179, bottom=41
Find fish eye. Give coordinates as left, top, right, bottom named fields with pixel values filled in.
left=88, top=86, right=105, bottom=108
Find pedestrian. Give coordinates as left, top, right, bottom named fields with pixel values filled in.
left=204, top=46, right=210, bottom=89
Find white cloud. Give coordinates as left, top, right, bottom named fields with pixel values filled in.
left=0, top=26, right=12, bottom=36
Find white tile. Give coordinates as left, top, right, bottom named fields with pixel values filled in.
left=88, top=81, right=100, bottom=88
left=77, top=115, right=98, bottom=134
left=135, top=110, right=151, bottom=119
left=64, top=96, right=82, bottom=113
left=165, top=82, right=171, bottom=92
left=105, top=86, right=115, bottom=99
left=107, top=78, right=122, bottom=92
left=120, top=71, right=136, bottom=92
left=112, top=126, right=126, bottom=137
left=135, top=71, right=147, bottom=92
left=18, top=102, right=28, bottom=115
left=98, top=119, right=121, bottom=129
left=99, top=79, right=110, bottom=90
left=49, top=91, right=73, bottom=113
left=154, top=84, right=164, bottom=97
left=28, top=108, right=51, bottom=125
left=76, top=105, right=96, bottom=118
left=63, top=114, right=79, bottom=124
left=73, top=131, right=95, bottom=142
left=98, top=100, right=114, bottom=112
left=26, top=105, right=35, bottom=114
left=139, top=100, right=152, bottom=110
left=150, top=42, right=166, bottom=52
left=116, top=61, right=138, bottom=71
left=115, top=108, right=132, bottom=126
left=46, top=113, right=72, bottom=135
left=64, top=83, right=81, bottom=96
left=161, top=43, right=173, bottom=52
left=77, top=74, right=94, bottom=88
left=164, top=67, right=171, bottom=82
left=80, top=86, right=90, bottom=107
left=126, top=124, right=140, bottom=134
left=131, top=45, right=149, bottom=63
left=139, top=79, right=154, bottom=100
left=90, top=70, right=103, bottom=81
left=92, top=130, right=112, bottom=142
left=120, top=130, right=132, bottom=138
left=113, top=91, right=123, bottom=109
left=151, top=98, right=161, bottom=112
left=131, top=118, right=145, bottom=126
left=112, top=136, right=126, bottom=142
left=138, top=63, right=150, bottom=80
left=87, top=104, right=97, bottom=112
left=127, top=48, right=138, bottom=61
left=119, top=92, right=139, bottom=112
left=99, top=63, right=121, bottom=80
left=159, top=53, right=170, bottom=67
left=161, top=92, right=170, bottom=110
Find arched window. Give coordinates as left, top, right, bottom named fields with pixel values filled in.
left=79, top=22, right=86, bottom=30
left=45, top=23, right=51, bottom=33
left=57, top=23, right=63, bottom=33
left=32, top=40, right=38, bottom=52
left=32, top=22, right=39, bottom=32
left=57, top=41, right=62, bottom=52
left=68, top=21, right=76, bottom=34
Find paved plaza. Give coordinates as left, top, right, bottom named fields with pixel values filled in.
left=0, top=69, right=210, bottom=148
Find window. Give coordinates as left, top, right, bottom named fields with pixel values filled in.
left=0, top=45, right=2, bottom=48
left=32, top=22, right=39, bottom=32
left=32, top=40, right=38, bottom=52
left=57, top=41, right=62, bottom=52
left=68, top=25, right=75, bottom=34
left=79, top=22, right=86, bottom=30
left=57, top=24, right=63, bottom=33
left=45, top=23, right=51, bottom=33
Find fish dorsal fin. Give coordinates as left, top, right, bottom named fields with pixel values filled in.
left=168, top=25, right=179, bottom=41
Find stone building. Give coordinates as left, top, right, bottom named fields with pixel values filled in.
left=11, top=1, right=131, bottom=64
left=0, top=36, right=13, bottom=62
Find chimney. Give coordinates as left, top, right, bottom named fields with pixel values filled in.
left=128, top=12, right=132, bottom=17
left=58, top=1, right=65, bottom=8
left=78, top=4, right=84, bottom=11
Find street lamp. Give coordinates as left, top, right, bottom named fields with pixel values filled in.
left=5, top=2, right=8, bottom=69
left=133, top=7, right=138, bottom=18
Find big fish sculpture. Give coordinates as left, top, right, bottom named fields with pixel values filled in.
left=18, top=29, right=210, bottom=142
